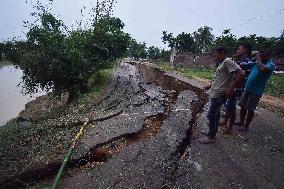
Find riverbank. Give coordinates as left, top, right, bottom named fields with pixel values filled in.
left=0, top=68, right=114, bottom=188
left=0, top=61, right=283, bottom=189
left=0, top=61, right=48, bottom=125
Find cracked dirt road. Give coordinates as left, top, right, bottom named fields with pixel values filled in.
left=56, top=62, right=284, bottom=189
left=4, top=61, right=281, bottom=189
left=56, top=62, right=206, bottom=188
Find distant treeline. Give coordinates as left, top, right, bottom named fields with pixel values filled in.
left=1, top=27, right=283, bottom=63
left=126, top=27, right=284, bottom=61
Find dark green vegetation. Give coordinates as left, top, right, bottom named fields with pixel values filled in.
left=162, top=31, right=195, bottom=52
left=162, top=28, right=284, bottom=56
left=0, top=42, right=4, bottom=61
left=213, top=29, right=284, bottom=56
left=3, top=0, right=130, bottom=103
left=162, top=26, right=214, bottom=53
left=265, top=74, right=284, bottom=97
left=126, top=39, right=171, bottom=61
left=156, top=61, right=284, bottom=97
left=125, top=26, right=284, bottom=62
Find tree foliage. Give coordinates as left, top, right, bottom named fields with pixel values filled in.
left=212, top=29, right=238, bottom=55
left=0, top=42, right=4, bottom=61
left=6, top=0, right=130, bottom=102
left=127, top=39, right=147, bottom=60
left=161, top=27, right=284, bottom=58
left=159, top=49, right=171, bottom=61
left=162, top=31, right=194, bottom=52
left=147, top=46, right=160, bottom=60
left=192, top=26, right=214, bottom=53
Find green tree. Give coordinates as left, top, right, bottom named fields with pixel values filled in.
left=0, top=42, right=4, bottom=61
left=238, top=34, right=282, bottom=57
left=3, top=41, right=27, bottom=63
left=161, top=31, right=175, bottom=49
left=127, top=39, right=147, bottom=60
left=162, top=31, right=194, bottom=52
left=175, top=32, right=194, bottom=52
left=192, top=26, right=214, bottom=53
left=238, top=34, right=257, bottom=48
left=10, top=0, right=130, bottom=103
left=159, top=49, right=170, bottom=62
left=213, top=29, right=237, bottom=55
left=147, top=46, right=160, bottom=60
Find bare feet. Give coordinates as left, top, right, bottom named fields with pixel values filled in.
left=219, top=127, right=232, bottom=134
left=198, top=136, right=215, bottom=144
left=238, top=126, right=249, bottom=132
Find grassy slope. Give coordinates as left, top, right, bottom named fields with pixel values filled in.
left=0, top=68, right=113, bottom=184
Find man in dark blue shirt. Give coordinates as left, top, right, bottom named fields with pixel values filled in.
left=236, top=49, right=276, bottom=131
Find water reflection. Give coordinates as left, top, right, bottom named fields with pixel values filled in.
left=0, top=62, right=46, bottom=125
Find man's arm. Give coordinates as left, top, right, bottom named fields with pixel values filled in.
left=203, top=84, right=211, bottom=90
left=255, top=53, right=274, bottom=72
left=226, top=68, right=245, bottom=96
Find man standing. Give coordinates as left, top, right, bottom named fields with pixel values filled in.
left=219, top=43, right=252, bottom=134
left=236, top=50, right=276, bottom=131
left=200, top=47, right=245, bottom=144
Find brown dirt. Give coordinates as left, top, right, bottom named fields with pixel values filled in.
left=260, top=94, right=284, bottom=113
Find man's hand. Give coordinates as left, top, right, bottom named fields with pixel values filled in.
left=255, top=52, right=262, bottom=63
left=226, top=68, right=245, bottom=97
left=203, top=85, right=211, bottom=90
left=255, top=52, right=269, bottom=72
left=225, top=88, right=234, bottom=97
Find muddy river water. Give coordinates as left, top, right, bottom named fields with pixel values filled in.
left=0, top=62, right=46, bottom=125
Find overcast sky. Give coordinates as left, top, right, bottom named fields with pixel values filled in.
left=1, top=0, right=284, bottom=48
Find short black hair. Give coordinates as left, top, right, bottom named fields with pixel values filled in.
left=213, top=47, right=228, bottom=55
left=240, top=43, right=252, bottom=56
left=260, top=49, right=272, bottom=57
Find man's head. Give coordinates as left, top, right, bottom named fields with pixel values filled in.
left=234, top=43, right=252, bottom=58
left=259, top=49, right=271, bottom=63
left=212, top=47, right=227, bottom=64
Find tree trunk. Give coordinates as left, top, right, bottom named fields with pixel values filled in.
left=67, top=87, right=80, bottom=104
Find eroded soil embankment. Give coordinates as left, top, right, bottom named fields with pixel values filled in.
left=1, top=62, right=207, bottom=189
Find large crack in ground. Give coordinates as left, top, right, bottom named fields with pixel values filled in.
left=175, top=97, right=207, bottom=157
left=69, top=90, right=179, bottom=169
left=56, top=62, right=207, bottom=188
left=1, top=62, right=207, bottom=188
